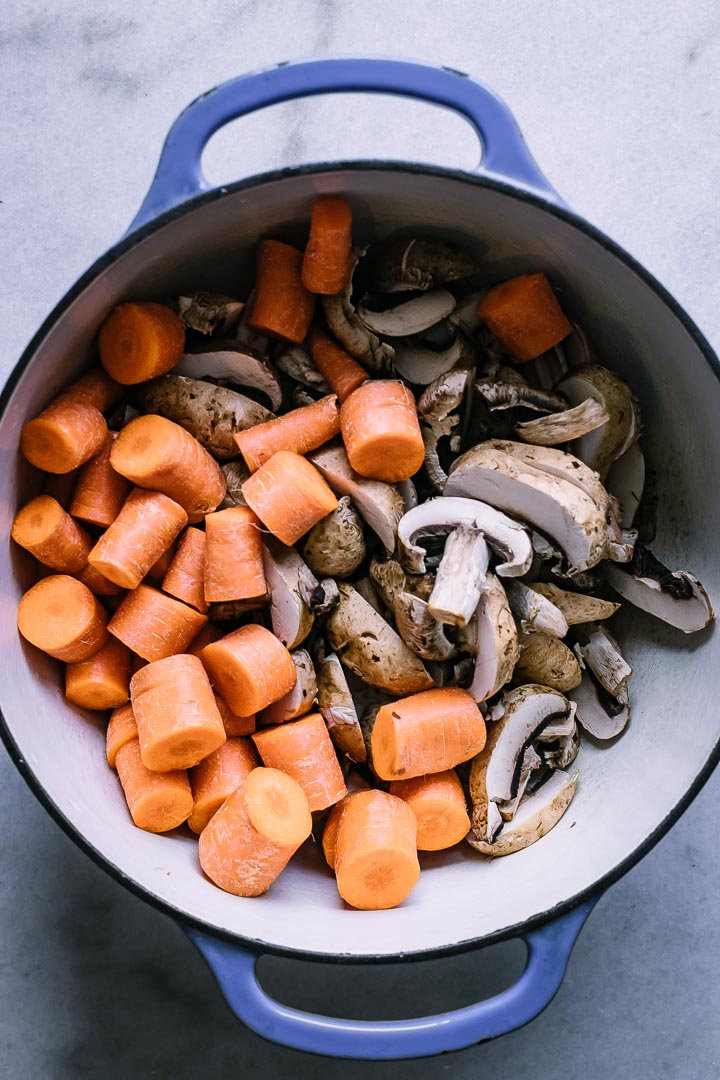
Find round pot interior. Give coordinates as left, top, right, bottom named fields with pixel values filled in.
left=1, top=165, right=718, bottom=960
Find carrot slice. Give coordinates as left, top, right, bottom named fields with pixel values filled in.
left=106, top=703, right=138, bottom=768
left=17, top=575, right=107, bottom=662
left=11, top=494, right=92, bottom=572
left=198, top=766, right=312, bottom=896
left=476, top=273, right=572, bottom=363
left=308, top=327, right=368, bottom=403
left=70, top=433, right=132, bottom=527
left=370, top=688, right=486, bottom=781
left=204, top=507, right=266, bottom=603
left=301, top=197, right=353, bottom=295
left=108, top=584, right=207, bottom=662
left=233, top=394, right=340, bottom=473
left=115, top=739, right=193, bottom=832
left=389, top=769, right=470, bottom=851
left=87, top=489, right=187, bottom=590
left=98, top=301, right=185, bottom=384
left=61, top=367, right=125, bottom=413
left=75, top=561, right=125, bottom=597
left=201, top=624, right=296, bottom=716
left=215, top=693, right=256, bottom=737
left=322, top=793, right=358, bottom=869
left=146, top=541, right=177, bottom=583
left=252, top=712, right=347, bottom=812
left=187, top=623, right=223, bottom=659
left=162, top=527, right=208, bottom=613
left=188, top=737, right=259, bottom=833
left=340, top=379, right=424, bottom=482
left=334, top=789, right=420, bottom=910
left=20, top=398, right=107, bottom=474
left=247, top=240, right=316, bottom=344
left=242, top=450, right=338, bottom=546
left=65, top=635, right=132, bottom=711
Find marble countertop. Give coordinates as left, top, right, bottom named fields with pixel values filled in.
left=2, top=2, right=719, bottom=1076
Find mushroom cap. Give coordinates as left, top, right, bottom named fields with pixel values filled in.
left=557, top=365, right=640, bottom=479
left=467, top=574, right=519, bottom=702
left=467, top=769, right=577, bottom=856
left=261, top=540, right=315, bottom=650
left=310, top=445, right=404, bottom=554
left=316, top=651, right=366, bottom=763
left=173, top=341, right=283, bottom=411
left=570, top=669, right=630, bottom=740
left=604, top=560, right=714, bottom=633
left=302, top=496, right=366, bottom=579
left=372, top=237, right=481, bottom=293
left=358, top=288, right=456, bottom=338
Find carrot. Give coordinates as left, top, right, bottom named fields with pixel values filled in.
left=146, top=541, right=177, bottom=583
left=252, top=712, right=347, bottom=813
left=65, top=635, right=132, bottom=711
left=246, top=239, right=316, bottom=344
left=201, top=623, right=296, bottom=716
left=87, top=489, right=187, bottom=590
left=322, top=793, right=357, bottom=868
left=75, top=561, right=125, bottom=597
left=20, top=397, right=107, bottom=474
left=108, top=584, right=207, bottom=662
left=98, top=301, right=185, bottom=384
left=215, top=693, right=256, bottom=737
left=61, top=367, right=125, bottom=413
left=204, top=507, right=266, bottom=604
left=43, top=469, right=79, bottom=510
left=187, top=622, right=223, bottom=658
left=307, top=328, right=368, bottom=403
left=233, top=394, right=340, bottom=473
left=17, top=575, right=107, bottom=661
left=110, top=414, right=226, bottom=518
left=389, top=770, right=470, bottom=851
left=69, top=433, right=132, bottom=527
left=162, top=527, right=208, bottom=613
left=476, top=273, right=573, bottom=363
left=106, top=703, right=138, bottom=768
left=198, top=766, right=312, bottom=896
left=11, top=495, right=91, bottom=572
left=130, top=653, right=226, bottom=771
left=301, top=196, right=353, bottom=295
left=370, top=688, right=486, bottom=781
left=333, top=789, right=420, bottom=910
left=115, top=738, right=193, bottom=832
left=340, top=380, right=424, bottom=482
left=242, top=451, right=338, bottom=546
left=188, top=737, right=259, bottom=833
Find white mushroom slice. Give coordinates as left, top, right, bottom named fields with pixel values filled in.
left=301, top=576, right=340, bottom=615
left=530, top=582, right=620, bottom=625
left=475, top=374, right=567, bottom=414
left=467, top=575, right=519, bottom=702
left=606, top=441, right=645, bottom=528
left=398, top=496, right=532, bottom=577
left=368, top=558, right=434, bottom=611
left=174, top=342, right=283, bottom=412
left=259, top=649, right=317, bottom=725
left=275, top=345, right=331, bottom=393
left=605, top=527, right=637, bottom=563
left=483, top=440, right=610, bottom=514
left=604, top=549, right=714, bottom=633
left=397, top=478, right=419, bottom=511
left=393, top=335, right=464, bottom=384
left=358, top=288, right=456, bottom=338
left=321, top=251, right=395, bottom=372
left=372, top=237, right=480, bottom=293
left=531, top=345, right=568, bottom=391
left=557, top=365, right=640, bottom=478
left=421, top=418, right=456, bottom=492
left=427, top=525, right=490, bottom=627
left=504, top=580, right=569, bottom=639
left=537, top=717, right=580, bottom=770
left=570, top=669, right=630, bottom=740
left=467, top=769, right=578, bottom=856
left=417, top=367, right=471, bottom=422
left=515, top=398, right=610, bottom=446
left=309, top=445, right=404, bottom=553
left=302, top=496, right=366, bottom=579
left=316, top=652, right=366, bottom=763
left=564, top=322, right=596, bottom=369
left=515, top=632, right=582, bottom=692
left=496, top=745, right=542, bottom=821
left=394, top=592, right=457, bottom=661
left=261, top=540, right=314, bottom=649
left=325, top=583, right=433, bottom=695
left=353, top=576, right=385, bottom=616
left=233, top=291, right=270, bottom=354
left=175, top=292, right=244, bottom=336
left=220, top=460, right=250, bottom=508
left=450, top=289, right=484, bottom=335
left=574, top=623, right=632, bottom=698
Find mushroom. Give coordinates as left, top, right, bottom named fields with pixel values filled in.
left=291, top=386, right=318, bottom=409
left=503, top=580, right=569, bottom=638
left=557, top=365, right=640, bottom=478
left=371, top=237, right=480, bottom=293
left=421, top=417, right=457, bottom=491
left=573, top=623, right=632, bottom=698
left=450, top=289, right=484, bottom=336
left=564, top=322, right=596, bottom=369
left=261, top=540, right=315, bottom=649
left=417, top=366, right=472, bottom=423
left=570, top=669, right=630, bottom=740
left=514, top=398, right=610, bottom=446
left=275, top=345, right=331, bottom=393
left=397, top=478, right=419, bottom=511
left=302, top=496, right=366, bottom=578
left=475, top=369, right=568, bottom=414
left=325, top=583, right=433, bottom=695
left=299, top=574, right=340, bottom=616
left=604, top=546, right=714, bottom=633
left=173, top=341, right=283, bottom=412
left=175, top=292, right=244, bottom=336
left=316, top=651, right=366, bottom=763
left=233, top=291, right=270, bottom=354
left=368, top=557, right=434, bottom=612
left=353, top=576, right=385, bottom=615
left=207, top=598, right=266, bottom=622
left=219, top=460, right=250, bottom=507
left=357, top=288, right=456, bottom=338
left=467, top=768, right=578, bottom=857
left=514, top=631, right=582, bottom=692
left=398, top=496, right=533, bottom=577
left=309, top=445, right=404, bottom=553
left=529, top=582, right=620, bottom=625
left=394, top=592, right=457, bottom=661
left=466, top=574, right=519, bottom=702
left=427, top=525, right=490, bottom=627
left=483, top=440, right=610, bottom=514
left=320, top=252, right=395, bottom=372
left=606, top=441, right=645, bottom=528
left=495, top=745, right=543, bottom=820
left=258, top=648, right=317, bottom=725
left=393, top=333, right=464, bottom=384
left=536, top=713, right=580, bottom=770
left=531, top=344, right=568, bottom=391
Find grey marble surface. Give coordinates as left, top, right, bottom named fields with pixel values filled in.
left=2, top=2, right=720, bottom=1076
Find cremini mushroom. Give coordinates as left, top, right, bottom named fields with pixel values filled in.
left=397, top=478, right=419, bottom=511
left=275, top=345, right=331, bottom=393
left=393, top=332, right=464, bottom=384
left=233, top=290, right=270, bottom=354
left=606, top=441, right=645, bottom=528
left=321, top=251, right=395, bottom=371
left=496, top=745, right=542, bottom=821
left=175, top=292, right=244, bottom=336
left=475, top=368, right=568, bottom=413
left=531, top=344, right=569, bottom=391
left=536, top=712, right=580, bottom=770
left=368, top=557, right=434, bottom=612
left=261, top=539, right=315, bottom=649
left=259, top=648, right=317, bottom=725
left=484, top=440, right=610, bottom=515
left=557, top=365, right=640, bottom=479
left=514, top=397, right=610, bottom=446
left=604, top=546, right=714, bottom=633
left=358, top=288, right=456, bottom=338
left=219, top=460, right=250, bottom=508
left=574, top=623, right=632, bottom=698
left=570, top=669, right=631, bottom=740
left=467, top=768, right=578, bottom=857
left=372, top=237, right=480, bottom=293
left=353, top=576, right=385, bottom=615
left=503, top=580, right=569, bottom=638
left=417, top=366, right=472, bottom=424
left=514, top=631, right=582, bottom=692
left=394, top=591, right=457, bottom=661
left=316, top=651, right=366, bottom=763
left=427, top=525, right=490, bottom=627
left=529, top=582, right=620, bottom=624
left=466, top=574, right=519, bottom=702
left=173, top=341, right=283, bottom=412
left=302, top=496, right=366, bottom=579
left=309, top=445, right=404, bottom=553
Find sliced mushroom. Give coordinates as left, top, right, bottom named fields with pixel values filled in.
left=233, top=291, right=270, bottom=354
left=604, top=547, right=714, bottom=633
left=573, top=623, right=632, bottom=698
left=427, top=525, right=490, bottom=627
left=321, top=252, right=395, bottom=372
left=175, top=292, right=244, bottom=336
left=421, top=417, right=457, bottom=491
left=514, top=632, right=582, bottom=692
left=358, top=288, right=456, bottom=338
left=475, top=371, right=568, bottom=413
left=570, top=669, right=630, bottom=740
left=372, top=237, right=480, bottom=293
left=496, top=745, right=543, bottom=820
left=259, top=649, right=317, bottom=725
left=220, top=460, right=250, bottom=507
left=393, top=334, right=464, bottom=384
left=466, top=574, right=519, bottom=702
left=353, top=576, right=385, bottom=615
left=261, top=540, right=315, bottom=649
left=531, top=345, right=568, bottom=391
left=450, top=289, right=484, bottom=336
left=291, top=386, right=318, bottom=409
left=417, top=366, right=472, bottom=423
left=299, top=574, right=340, bottom=616
left=484, top=440, right=610, bottom=514
left=174, top=341, right=283, bottom=412
left=207, top=598, right=266, bottom=621
left=368, top=557, right=434, bottom=612
left=467, top=768, right=578, bottom=857
left=394, top=591, right=457, bottom=661
left=564, top=322, right=596, bottom=369
left=529, top=582, right=620, bottom=624
left=536, top=713, right=580, bottom=770
left=275, top=345, right=331, bottom=393
left=515, top=398, right=610, bottom=445
left=316, top=651, right=367, bottom=763
left=557, top=365, right=640, bottom=478
left=503, top=580, right=569, bottom=638
left=606, top=441, right=645, bottom=528
left=302, top=496, right=366, bottom=579
left=309, top=445, right=404, bottom=553
left=397, top=478, right=419, bottom=511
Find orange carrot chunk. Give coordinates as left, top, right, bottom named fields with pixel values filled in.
left=11, top=494, right=92, bottom=572
left=70, top=433, right=132, bottom=527
left=75, top=561, right=125, bottom=597
left=476, top=273, right=573, bottom=363
left=98, top=301, right=185, bottom=384
left=389, top=769, right=470, bottom=851
left=17, top=575, right=107, bottom=662
left=308, top=327, right=368, bottom=403
left=198, top=767, right=312, bottom=896
left=146, top=541, right=177, bottom=583
left=188, top=737, right=259, bottom=834
left=215, top=693, right=256, bottom=737
left=61, top=367, right=125, bottom=413
left=106, top=703, right=138, bottom=768
left=115, top=738, right=193, bottom=832
left=371, top=688, right=486, bottom=782
left=334, top=789, right=420, bottom=911
left=202, top=623, right=296, bottom=717
left=322, top=793, right=359, bottom=869
left=233, top=394, right=340, bottom=473
left=108, top=584, right=207, bottom=662
left=246, top=239, right=316, bottom=344
left=301, top=196, right=353, bottom=295
left=340, top=379, right=424, bottom=482
left=252, top=712, right=347, bottom=813
left=162, top=527, right=208, bottom=613
left=65, top=635, right=132, bottom=711
left=203, top=507, right=265, bottom=604
left=187, top=623, right=223, bottom=659
left=87, top=489, right=187, bottom=590
left=20, top=398, right=107, bottom=474
left=242, top=451, right=338, bottom=546
left=131, top=653, right=226, bottom=772
left=110, top=414, right=226, bottom=518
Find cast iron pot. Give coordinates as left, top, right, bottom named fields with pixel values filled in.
left=2, top=58, right=719, bottom=1061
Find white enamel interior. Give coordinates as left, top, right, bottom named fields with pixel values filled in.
left=2, top=167, right=719, bottom=959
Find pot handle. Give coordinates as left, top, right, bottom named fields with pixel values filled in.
left=129, top=57, right=559, bottom=233
left=183, top=895, right=597, bottom=1060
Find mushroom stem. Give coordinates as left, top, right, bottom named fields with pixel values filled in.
left=428, top=525, right=490, bottom=627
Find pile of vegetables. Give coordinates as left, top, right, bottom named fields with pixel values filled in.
left=12, top=196, right=715, bottom=912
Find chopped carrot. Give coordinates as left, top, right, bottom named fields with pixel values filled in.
left=115, top=738, right=193, bottom=832
left=370, top=688, right=486, bottom=781
left=70, top=433, right=132, bottom=527
left=252, top=712, right=347, bottom=812
left=247, top=239, right=316, bottom=344
left=233, top=394, right=340, bottom=473
left=61, top=367, right=125, bottom=413
left=188, top=737, right=259, bottom=833
left=20, top=397, right=107, bottom=474
left=187, top=622, right=223, bottom=659
left=322, top=792, right=364, bottom=868
left=162, top=527, right=208, bottom=613
left=11, top=495, right=91, bottom=572
left=215, top=693, right=256, bottom=737
left=146, top=541, right=177, bottom=583
left=204, top=507, right=266, bottom=603
left=110, top=414, right=226, bottom=518
left=389, top=770, right=470, bottom=851
left=242, top=451, right=338, bottom=546
left=98, top=301, right=185, bottom=384
left=476, top=273, right=572, bottom=363
left=334, top=789, right=420, bottom=910
left=307, top=328, right=368, bottom=403
left=17, top=575, right=107, bottom=662
left=75, top=561, right=125, bottom=597
left=106, top=703, right=138, bottom=768
left=301, top=196, right=353, bottom=295
left=87, top=489, right=187, bottom=590
left=65, top=636, right=132, bottom=711
left=201, top=623, right=296, bottom=716
left=198, top=766, right=312, bottom=896
left=43, top=470, right=79, bottom=510
left=130, top=653, right=226, bottom=772
left=340, top=380, right=424, bottom=482
left=108, top=584, right=207, bottom=662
